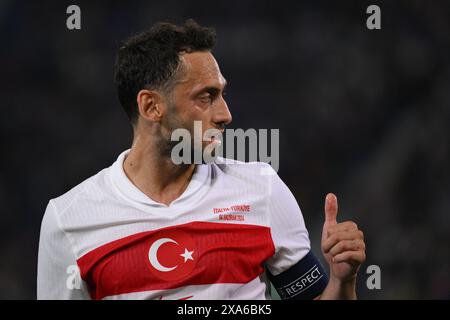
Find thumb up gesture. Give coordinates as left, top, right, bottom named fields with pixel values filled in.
left=321, top=193, right=366, bottom=282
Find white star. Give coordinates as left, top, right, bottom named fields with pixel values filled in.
left=180, top=248, right=194, bottom=263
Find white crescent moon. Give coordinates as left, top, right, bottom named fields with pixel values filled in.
left=148, top=238, right=179, bottom=272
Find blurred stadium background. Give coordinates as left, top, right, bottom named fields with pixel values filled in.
left=0, top=0, right=449, bottom=299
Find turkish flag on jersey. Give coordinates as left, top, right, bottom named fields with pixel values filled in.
left=77, top=221, right=275, bottom=299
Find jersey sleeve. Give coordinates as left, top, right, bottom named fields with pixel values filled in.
left=37, top=201, right=90, bottom=300
left=265, top=169, right=311, bottom=275
left=264, top=168, right=328, bottom=299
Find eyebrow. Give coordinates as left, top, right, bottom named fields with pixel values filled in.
left=195, top=79, right=228, bottom=96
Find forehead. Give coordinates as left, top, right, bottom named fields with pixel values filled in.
left=177, top=51, right=226, bottom=90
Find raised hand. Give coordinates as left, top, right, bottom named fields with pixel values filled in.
left=321, top=193, right=366, bottom=283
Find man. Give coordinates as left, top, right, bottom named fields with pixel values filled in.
left=37, top=20, right=365, bottom=300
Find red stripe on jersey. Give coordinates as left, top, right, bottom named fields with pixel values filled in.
left=77, top=221, right=275, bottom=299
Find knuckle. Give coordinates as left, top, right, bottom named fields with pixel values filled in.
left=355, top=239, right=363, bottom=250
left=360, top=240, right=366, bottom=250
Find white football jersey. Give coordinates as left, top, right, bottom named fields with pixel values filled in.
left=37, top=149, right=311, bottom=300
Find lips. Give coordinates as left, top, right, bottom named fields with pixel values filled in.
left=208, top=136, right=222, bottom=145
left=205, top=130, right=223, bottom=145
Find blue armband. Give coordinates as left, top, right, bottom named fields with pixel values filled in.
left=268, top=251, right=328, bottom=300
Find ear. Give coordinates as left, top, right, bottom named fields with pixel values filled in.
left=136, top=89, right=165, bottom=122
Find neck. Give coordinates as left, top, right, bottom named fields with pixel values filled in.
left=123, top=133, right=195, bottom=206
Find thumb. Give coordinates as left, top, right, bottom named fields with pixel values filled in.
left=324, top=193, right=338, bottom=225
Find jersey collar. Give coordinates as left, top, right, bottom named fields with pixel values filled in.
left=110, top=149, right=210, bottom=207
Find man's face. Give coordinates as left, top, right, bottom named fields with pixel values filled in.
left=162, top=51, right=232, bottom=156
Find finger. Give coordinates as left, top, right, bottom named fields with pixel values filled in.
left=329, top=239, right=365, bottom=257
left=322, top=230, right=364, bottom=253
left=327, top=221, right=359, bottom=237
left=332, top=250, right=366, bottom=264
left=324, top=193, right=338, bottom=225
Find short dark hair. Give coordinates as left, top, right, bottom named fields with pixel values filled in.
left=114, top=19, right=216, bottom=125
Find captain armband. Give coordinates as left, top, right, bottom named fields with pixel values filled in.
left=268, top=251, right=328, bottom=300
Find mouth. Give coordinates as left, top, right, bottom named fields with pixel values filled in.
left=206, top=130, right=223, bottom=145
left=207, top=136, right=222, bottom=145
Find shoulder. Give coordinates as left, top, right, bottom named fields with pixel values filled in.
left=211, top=157, right=280, bottom=192
left=46, top=166, right=112, bottom=224
left=211, top=158, right=302, bottom=213
left=210, top=158, right=276, bottom=193
left=212, top=157, right=276, bottom=179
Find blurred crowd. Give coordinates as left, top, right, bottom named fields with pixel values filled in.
left=0, top=0, right=449, bottom=299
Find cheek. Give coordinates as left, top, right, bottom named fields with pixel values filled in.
left=183, top=107, right=212, bottom=129
left=169, top=97, right=212, bottom=131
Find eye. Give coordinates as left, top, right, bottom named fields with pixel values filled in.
left=199, top=94, right=213, bottom=104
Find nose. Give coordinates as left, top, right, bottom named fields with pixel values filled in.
left=213, top=97, right=232, bottom=127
